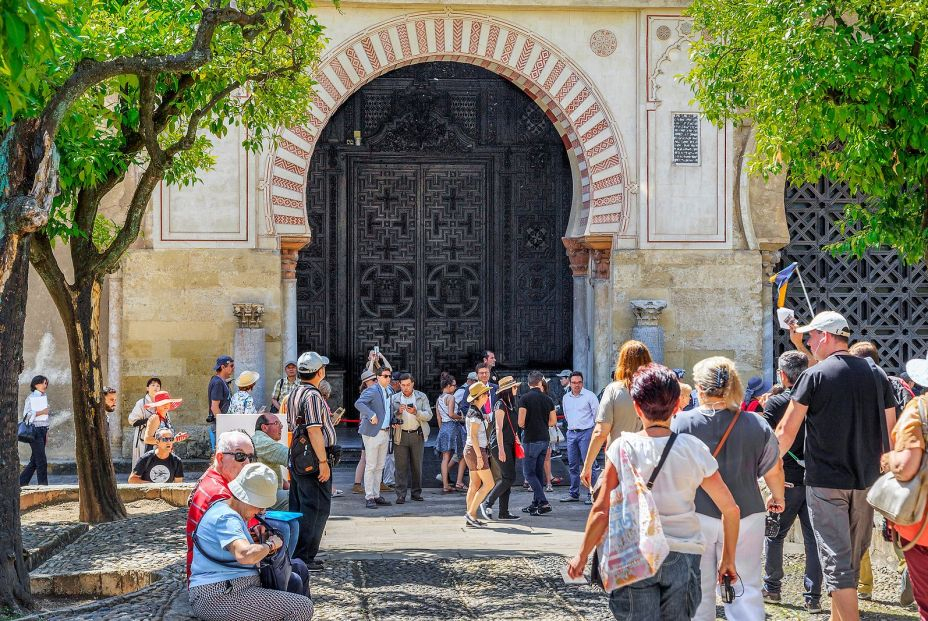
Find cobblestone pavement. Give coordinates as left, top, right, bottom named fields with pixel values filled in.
left=17, top=470, right=919, bottom=620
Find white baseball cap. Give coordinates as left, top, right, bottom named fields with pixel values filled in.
left=794, top=311, right=850, bottom=338
left=297, top=351, right=329, bottom=373
left=906, top=353, right=928, bottom=388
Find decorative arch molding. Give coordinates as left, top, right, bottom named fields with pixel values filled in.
left=265, top=11, right=630, bottom=242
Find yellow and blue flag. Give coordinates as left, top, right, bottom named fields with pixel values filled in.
left=769, top=262, right=797, bottom=308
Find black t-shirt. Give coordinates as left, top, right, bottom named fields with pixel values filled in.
left=208, top=375, right=231, bottom=415
left=763, top=389, right=805, bottom=486
left=492, top=398, right=519, bottom=446
left=520, top=388, right=554, bottom=443
left=133, top=450, right=184, bottom=483
left=790, top=354, right=894, bottom=489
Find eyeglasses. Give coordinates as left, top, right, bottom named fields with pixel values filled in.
left=223, top=451, right=257, bottom=463
left=157, top=437, right=175, bottom=442
left=265, top=420, right=282, bottom=427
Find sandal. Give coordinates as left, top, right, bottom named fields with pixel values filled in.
left=455, top=483, right=466, bottom=491
left=442, top=487, right=455, bottom=494
left=550, top=476, right=564, bottom=486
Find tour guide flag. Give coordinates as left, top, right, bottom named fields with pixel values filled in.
left=769, top=262, right=798, bottom=308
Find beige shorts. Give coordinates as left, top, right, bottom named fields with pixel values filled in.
left=463, top=445, right=490, bottom=471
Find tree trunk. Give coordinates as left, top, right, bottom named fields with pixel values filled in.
left=64, top=279, right=127, bottom=523
left=0, top=241, right=34, bottom=614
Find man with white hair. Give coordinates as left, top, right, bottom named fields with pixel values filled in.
left=186, top=430, right=254, bottom=578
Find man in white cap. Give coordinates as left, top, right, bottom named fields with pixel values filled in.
left=776, top=311, right=897, bottom=621
left=287, top=351, right=337, bottom=572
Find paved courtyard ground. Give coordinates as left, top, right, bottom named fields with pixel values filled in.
left=16, top=468, right=919, bottom=620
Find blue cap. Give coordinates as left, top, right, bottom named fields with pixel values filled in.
left=215, top=355, right=234, bottom=371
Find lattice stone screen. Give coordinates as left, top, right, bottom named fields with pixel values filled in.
left=774, top=178, right=928, bottom=375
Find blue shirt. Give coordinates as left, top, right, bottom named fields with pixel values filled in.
left=380, top=387, right=391, bottom=430
left=189, top=501, right=257, bottom=587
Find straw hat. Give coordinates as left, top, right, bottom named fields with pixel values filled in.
left=359, top=369, right=376, bottom=383
left=236, top=370, right=260, bottom=389
left=467, top=381, right=491, bottom=403
left=497, top=376, right=521, bottom=393
left=906, top=353, right=928, bottom=388
left=144, top=390, right=182, bottom=411
left=228, top=463, right=279, bottom=509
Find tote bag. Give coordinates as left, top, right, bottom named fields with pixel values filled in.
left=595, top=439, right=670, bottom=592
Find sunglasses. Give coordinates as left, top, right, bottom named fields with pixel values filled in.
left=380, top=373, right=392, bottom=378
left=157, top=437, right=175, bottom=442
left=222, top=451, right=257, bottom=463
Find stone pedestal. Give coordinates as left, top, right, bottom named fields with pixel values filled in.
left=233, top=303, right=267, bottom=403
left=107, top=271, right=123, bottom=453
left=631, top=300, right=668, bottom=363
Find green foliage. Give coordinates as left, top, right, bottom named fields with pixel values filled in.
left=5, top=0, right=327, bottom=247
left=0, top=0, right=74, bottom=122
left=685, top=0, right=928, bottom=263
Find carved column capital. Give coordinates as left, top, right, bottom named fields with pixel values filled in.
left=233, top=303, right=265, bottom=329
left=631, top=299, right=668, bottom=327
left=562, top=237, right=590, bottom=277
left=581, top=234, right=613, bottom=280
left=760, top=250, right=781, bottom=274
left=280, top=235, right=310, bottom=282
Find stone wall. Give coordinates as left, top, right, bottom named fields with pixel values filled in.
left=610, top=248, right=764, bottom=382
left=118, top=248, right=282, bottom=458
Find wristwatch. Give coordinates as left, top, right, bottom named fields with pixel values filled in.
left=265, top=541, right=274, bottom=554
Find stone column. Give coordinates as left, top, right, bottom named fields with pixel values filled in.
left=280, top=247, right=299, bottom=364
left=233, top=304, right=266, bottom=403
left=631, top=300, right=668, bottom=363
left=562, top=238, right=591, bottom=379
left=584, top=235, right=614, bottom=391
left=107, top=270, right=123, bottom=455
left=761, top=250, right=780, bottom=386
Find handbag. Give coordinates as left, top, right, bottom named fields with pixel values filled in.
left=593, top=433, right=677, bottom=592
left=17, top=416, right=36, bottom=443
left=867, top=398, right=928, bottom=540
left=503, top=406, right=525, bottom=459
left=192, top=506, right=293, bottom=592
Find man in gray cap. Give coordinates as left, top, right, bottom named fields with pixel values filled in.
left=776, top=311, right=897, bottom=618
left=270, top=360, right=299, bottom=413
left=287, top=351, right=337, bottom=571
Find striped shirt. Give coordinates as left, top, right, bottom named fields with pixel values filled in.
left=287, top=383, right=337, bottom=447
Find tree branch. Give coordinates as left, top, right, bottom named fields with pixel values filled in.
left=29, top=232, right=76, bottom=325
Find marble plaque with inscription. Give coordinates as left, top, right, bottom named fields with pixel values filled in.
left=672, top=113, right=700, bottom=165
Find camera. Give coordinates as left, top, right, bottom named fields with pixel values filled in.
left=720, top=575, right=735, bottom=604
left=764, top=512, right=780, bottom=538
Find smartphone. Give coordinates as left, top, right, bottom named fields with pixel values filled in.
left=560, top=566, right=588, bottom=585
left=373, top=345, right=379, bottom=354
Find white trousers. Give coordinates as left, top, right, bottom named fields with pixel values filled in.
left=693, top=511, right=766, bottom=621
left=362, top=430, right=390, bottom=500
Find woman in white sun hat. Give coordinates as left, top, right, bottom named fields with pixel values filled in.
left=189, top=462, right=314, bottom=621
left=229, top=371, right=261, bottom=416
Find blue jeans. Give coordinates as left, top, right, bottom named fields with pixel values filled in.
left=266, top=517, right=301, bottom=558
left=208, top=426, right=216, bottom=452
left=566, top=427, right=599, bottom=498
left=764, top=484, right=822, bottom=604
left=608, top=551, right=701, bottom=620
left=288, top=558, right=310, bottom=596
left=522, top=440, right=549, bottom=506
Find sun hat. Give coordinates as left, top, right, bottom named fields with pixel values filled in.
left=467, top=381, right=491, bottom=403
left=795, top=311, right=850, bottom=338
left=144, top=390, right=183, bottom=411
left=360, top=369, right=376, bottom=383
left=228, top=463, right=279, bottom=509
left=466, top=371, right=478, bottom=381
left=297, top=351, right=329, bottom=373
left=214, top=355, right=234, bottom=371
left=497, top=376, right=521, bottom=393
left=557, top=369, right=572, bottom=378
left=236, top=370, right=260, bottom=389
left=906, top=353, right=928, bottom=388
left=743, top=376, right=770, bottom=402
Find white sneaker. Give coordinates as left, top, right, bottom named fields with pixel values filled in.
left=479, top=502, right=493, bottom=521
left=545, top=484, right=554, bottom=493
left=435, top=473, right=443, bottom=482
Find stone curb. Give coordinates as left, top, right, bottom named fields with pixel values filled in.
left=23, top=523, right=90, bottom=573
left=20, top=484, right=195, bottom=513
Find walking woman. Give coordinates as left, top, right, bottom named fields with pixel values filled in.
left=20, top=375, right=50, bottom=486
left=580, top=340, right=652, bottom=489
left=671, top=357, right=785, bottom=621
left=435, top=373, right=466, bottom=493
left=482, top=375, right=522, bottom=521
left=128, top=377, right=161, bottom=467
left=568, top=364, right=740, bottom=620
left=463, top=381, right=495, bottom=528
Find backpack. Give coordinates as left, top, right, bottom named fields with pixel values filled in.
left=455, top=388, right=470, bottom=423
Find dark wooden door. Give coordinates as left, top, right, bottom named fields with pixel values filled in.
left=297, top=62, right=573, bottom=393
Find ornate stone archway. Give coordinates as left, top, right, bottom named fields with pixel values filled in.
left=264, top=11, right=630, bottom=244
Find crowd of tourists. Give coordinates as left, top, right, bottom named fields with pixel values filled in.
left=18, top=307, right=928, bottom=621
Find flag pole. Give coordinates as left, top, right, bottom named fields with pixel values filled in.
left=794, top=266, right=816, bottom=317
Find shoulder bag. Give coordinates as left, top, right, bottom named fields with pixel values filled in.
left=17, top=414, right=36, bottom=443
left=592, top=433, right=677, bottom=591
left=713, top=410, right=742, bottom=458
left=867, top=398, right=928, bottom=544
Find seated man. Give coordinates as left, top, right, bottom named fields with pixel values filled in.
left=129, top=428, right=184, bottom=483
left=253, top=413, right=290, bottom=510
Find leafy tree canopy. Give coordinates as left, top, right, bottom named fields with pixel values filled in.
left=2, top=0, right=325, bottom=252
left=685, top=0, right=928, bottom=263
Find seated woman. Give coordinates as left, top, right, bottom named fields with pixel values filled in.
left=568, top=364, right=741, bottom=621
left=189, top=463, right=313, bottom=621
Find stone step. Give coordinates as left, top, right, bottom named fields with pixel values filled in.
left=22, top=523, right=90, bottom=573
